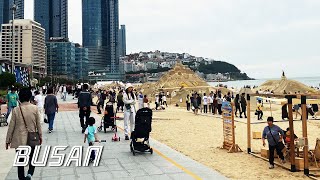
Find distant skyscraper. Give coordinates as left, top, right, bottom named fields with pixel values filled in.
left=82, top=0, right=119, bottom=73
left=34, top=0, right=68, bottom=40
left=0, top=0, right=24, bottom=29
left=119, top=25, right=126, bottom=57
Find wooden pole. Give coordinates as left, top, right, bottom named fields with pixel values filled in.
left=301, top=95, right=309, bottom=175
left=247, top=94, right=251, bottom=153
left=286, top=95, right=296, bottom=172
left=231, top=102, right=236, bottom=152
left=269, top=101, right=273, bottom=117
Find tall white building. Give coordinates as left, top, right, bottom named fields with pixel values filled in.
left=1, top=19, right=46, bottom=77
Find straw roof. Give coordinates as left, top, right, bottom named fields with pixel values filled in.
left=258, top=75, right=318, bottom=94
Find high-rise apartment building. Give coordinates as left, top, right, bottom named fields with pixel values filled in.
left=119, top=25, right=126, bottom=57
left=82, top=0, right=119, bottom=73
left=34, top=0, right=68, bottom=40
left=1, top=19, right=46, bottom=77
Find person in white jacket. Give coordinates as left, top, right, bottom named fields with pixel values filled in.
left=123, top=83, right=136, bottom=140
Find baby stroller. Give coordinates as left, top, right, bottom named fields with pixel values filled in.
left=0, top=113, right=8, bottom=126
left=130, top=108, right=153, bottom=156
left=97, top=103, right=117, bottom=133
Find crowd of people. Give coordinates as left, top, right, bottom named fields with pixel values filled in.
left=186, top=91, right=249, bottom=118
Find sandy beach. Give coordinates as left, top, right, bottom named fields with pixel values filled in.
left=148, top=103, right=320, bottom=180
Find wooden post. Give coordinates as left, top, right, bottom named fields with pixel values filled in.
left=247, top=94, right=251, bottom=153
left=301, top=95, right=309, bottom=175
left=231, top=102, right=236, bottom=152
left=286, top=95, right=296, bottom=172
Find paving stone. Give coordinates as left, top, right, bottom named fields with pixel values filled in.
left=121, top=162, right=140, bottom=170
left=127, top=169, right=148, bottom=177
left=110, top=170, right=130, bottom=178
left=95, top=171, right=113, bottom=180
left=91, top=166, right=109, bottom=173
left=78, top=173, right=95, bottom=180
left=107, top=163, right=124, bottom=171
left=59, top=174, right=78, bottom=180
left=60, top=167, right=75, bottom=175
left=168, top=173, right=195, bottom=180
left=75, top=167, right=93, bottom=175
left=42, top=169, right=60, bottom=177
left=134, top=174, right=172, bottom=180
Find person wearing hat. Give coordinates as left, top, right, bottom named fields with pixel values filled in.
left=262, top=117, right=285, bottom=169
left=123, top=83, right=136, bottom=140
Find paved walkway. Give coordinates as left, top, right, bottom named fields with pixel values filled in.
left=2, top=95, right=226, bottom=180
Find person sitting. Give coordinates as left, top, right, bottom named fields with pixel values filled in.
left=283, top=127, right=298, bottom=149
left=256, top=100, right=263, bottom=120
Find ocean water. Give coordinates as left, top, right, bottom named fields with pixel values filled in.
left=208, top=77, right=320, bottom=90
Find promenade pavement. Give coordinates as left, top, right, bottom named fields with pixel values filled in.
left=1, top=94, right=226, bottom=180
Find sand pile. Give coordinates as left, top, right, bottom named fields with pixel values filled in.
left=258, top=75, right=318, bottom=94
left=154, top=62, right=209, bottom=89
left=137, top=63, right=233, bottom=105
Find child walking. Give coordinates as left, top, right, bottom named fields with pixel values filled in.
left=84, top=117, right=99, bottom=162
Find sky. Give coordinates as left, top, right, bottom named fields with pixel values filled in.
left=25, top=0, right=320, bottom=79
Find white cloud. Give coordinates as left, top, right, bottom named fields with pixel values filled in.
left=24, top=0, right=320, bottom=78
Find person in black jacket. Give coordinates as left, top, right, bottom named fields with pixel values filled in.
left=240, top=93, right=247, bottom=118
left=78, top=84, right=92, bottom=133
left=234, top=94, right=241, bottom=117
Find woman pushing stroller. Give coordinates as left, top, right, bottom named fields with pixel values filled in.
left=123, top=83, right=136, bottom=140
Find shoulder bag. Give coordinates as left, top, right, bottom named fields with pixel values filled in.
left=268, top=126, right=285, bottom=150
left=19, top=106, right=40, bottom=146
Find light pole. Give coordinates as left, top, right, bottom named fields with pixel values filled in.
left=10, top=3, right=17, bottom=74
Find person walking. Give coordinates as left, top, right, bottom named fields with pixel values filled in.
left=213, top=94, right=218, bottom=114
left=123, top=83, right=136, bottom=140
left=197, top=93, right=202, bottom=113
left=78, top=84, right=92, bottom=133
left=155, top=94, right=159, bottom=110
left=84, top=117, right=99, bottom=163
left=203, top=93, right=208, bottom=113
left=44, top=88, right=59, bottom=133
left=193, top=94, right=199, bottom=115
left=143, top=95, right=149, bottom=108
left=6, top=88, right=42, bottom=180
left=162, top=94, right=168, bottom=107
left=62, top=85, right=67, bottom=101
left=217, top=94, right=223, bottom=115
left=97, top=90, right=105, bottom=114
left=34, top=91, right=44, bottom=123
left=240, top=93, right=247, bottom=118
left=293, top=104, right=301, bottom=119
left=262, top=117, right=285, bottom=169
left=6, top=87, right=19, bottom=120
left=208, top=93, right=213, bottom=113
left=257, top=100, right=264, bottom=120
left=117, top=90, right=124, bottom=112
left=186, top=94, right=191, bottom=111
left=234, top=94, right=241, bottom=117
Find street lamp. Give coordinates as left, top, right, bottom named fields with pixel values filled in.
left=10, top=3, right=17, bottom=74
